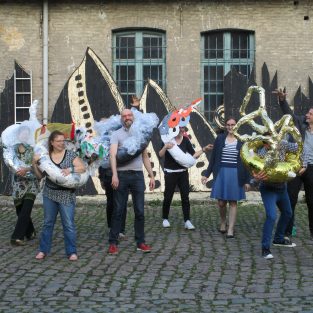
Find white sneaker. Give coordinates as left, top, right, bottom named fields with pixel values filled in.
left=118, top=233, right=127, bottom=241
left=162, top=219, right=170, bottom=228
left=184, top=220, right=195, bottom=230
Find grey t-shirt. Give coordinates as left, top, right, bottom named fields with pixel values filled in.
left=110, top=127, right=143, bottom=171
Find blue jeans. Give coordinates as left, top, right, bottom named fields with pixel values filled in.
left=39, top=196, right=77, bottom=256
left=260, top=184, right=292, bottom=249
left=109, top=171, right=145, bottom=245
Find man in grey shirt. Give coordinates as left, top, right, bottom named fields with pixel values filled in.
left=275, top=88, right=313, bottom=239
left=108, top=109, right=155, bottom=254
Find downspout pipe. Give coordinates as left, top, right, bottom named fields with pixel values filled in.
left=42, top=0, right=49, bottom=125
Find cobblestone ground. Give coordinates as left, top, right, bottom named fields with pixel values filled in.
left=1, top=196, right=313, bottom=313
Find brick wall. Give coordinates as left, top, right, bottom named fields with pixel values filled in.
left=0, top=0, right=312, bottom=120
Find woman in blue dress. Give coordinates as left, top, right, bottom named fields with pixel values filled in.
left=201, top=118, right=250, bottom=238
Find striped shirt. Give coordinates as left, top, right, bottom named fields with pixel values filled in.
left=303, top=130, right=313, bottom=167
left=221, top=140, right=238, bottom=167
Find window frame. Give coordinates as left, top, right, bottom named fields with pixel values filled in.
left=112, top=29, right=166, bottom=107
left=201, top=29, right=255, bottom=122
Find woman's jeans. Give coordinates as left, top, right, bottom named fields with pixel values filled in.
left=39, top=196, right=77, bottom=256
left=260, top=184, right=292, bottom=250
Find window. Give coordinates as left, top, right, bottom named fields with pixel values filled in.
left=201, top=30, right=255, bottom=122
left=112, top=30, right=166, bottom=106
left=14, top=66, right=32, bottom=123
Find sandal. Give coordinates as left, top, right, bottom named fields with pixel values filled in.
left=35, top=252, right=46, bottom=260
left=68, top=254, right=78, bottom=261
left=218, top=223, right=227, bottom=234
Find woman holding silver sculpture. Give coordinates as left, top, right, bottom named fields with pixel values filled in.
left=32, top=130, right=86, bottom=261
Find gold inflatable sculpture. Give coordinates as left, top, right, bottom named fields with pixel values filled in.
left=233, top=86, right=302, bottom=183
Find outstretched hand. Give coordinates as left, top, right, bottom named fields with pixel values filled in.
left=272, top=87, right=287, bottom=102
left=203, top=144, right=213, bottom=152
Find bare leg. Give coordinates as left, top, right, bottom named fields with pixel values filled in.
left=218, top=200, right=227, bottom=231
left=227, top=201, right=237, bottom=236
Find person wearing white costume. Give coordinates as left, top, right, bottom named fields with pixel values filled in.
left=159, top=126, right=212, bottom=230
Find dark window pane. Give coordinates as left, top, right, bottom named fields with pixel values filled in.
left=204, top=36, right=209, bottom=59
left=217, top=81, right=223, bottom=93
left=16, top=94, right=31, bottom=107
left=121, top=94, right=129, bottom=106
left=209, top=67, right=216, bottom=79
left=16, top=79, right=31, bottom=92
left=209, top=81, right=217, bottom=93
left=217, top=66, right=224, bottom=80
left=204, top=94, right=209, bottom=111
left=119, top=81, right=127, bottom=92
left=204, top=33, right=223, bottom=59
left=143, top=35, right=163, bottom=59
left=216, top=94, right=223, bottom=107
left=16, top=108, right=29, bottom=122
left=116, top=35, right=135, bottom=59
left=204, top=80, right=209, bottom=93
left=204, top=66, right=208, bottom=79
left=143, top=65, right=162, bottom=81
left=128, top=66, right=135, bottom=80
left=232, top=33, right=249, bottom=59
left=128, top=81, right=135, bottom=93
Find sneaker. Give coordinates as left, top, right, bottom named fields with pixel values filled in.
left=108, top=244, right=119, bottom=255
left=10, top=239, right=25, bottom=246
left=162, top=219, right=170, bottom=228
left=137, top=243, right=151, bottom=253
left=184, top=220, right=195, bottom=230
left=273, top=238, right=296, bottom=247
left=262, top=248, right=274, bottom=259
left=118, top=233, right=127, bottom=241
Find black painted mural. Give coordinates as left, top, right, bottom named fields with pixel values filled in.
left=1, top=51, right=312, bottom=195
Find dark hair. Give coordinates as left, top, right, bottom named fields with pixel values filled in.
left=48, top=130, right=64, bottom=155
left=225, top=117, right=237, bottom=124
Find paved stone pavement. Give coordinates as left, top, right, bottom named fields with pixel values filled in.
left=1, top=193, right=313, bottom=313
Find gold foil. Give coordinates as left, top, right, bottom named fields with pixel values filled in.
left=233, top=86, right=302, bottom=182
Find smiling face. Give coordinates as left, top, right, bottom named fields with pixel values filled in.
left=121, top=109, right=134, bottom=129
left=225, top=118, right=236, bottom=134
left=305, top=108, right=313, bottom=125
left=51, top=134, right=65, bottom=152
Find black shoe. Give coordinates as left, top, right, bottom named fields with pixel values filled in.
left=262, top=248, right=274, bottom=259
left=226, top=234, right=235, bottom=239
left=26, top=231, right=36, bottom=241
left=273, top=238, right=296, bottom=247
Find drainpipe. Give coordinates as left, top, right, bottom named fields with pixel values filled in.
left=42, top=0, right=49, bottom=125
